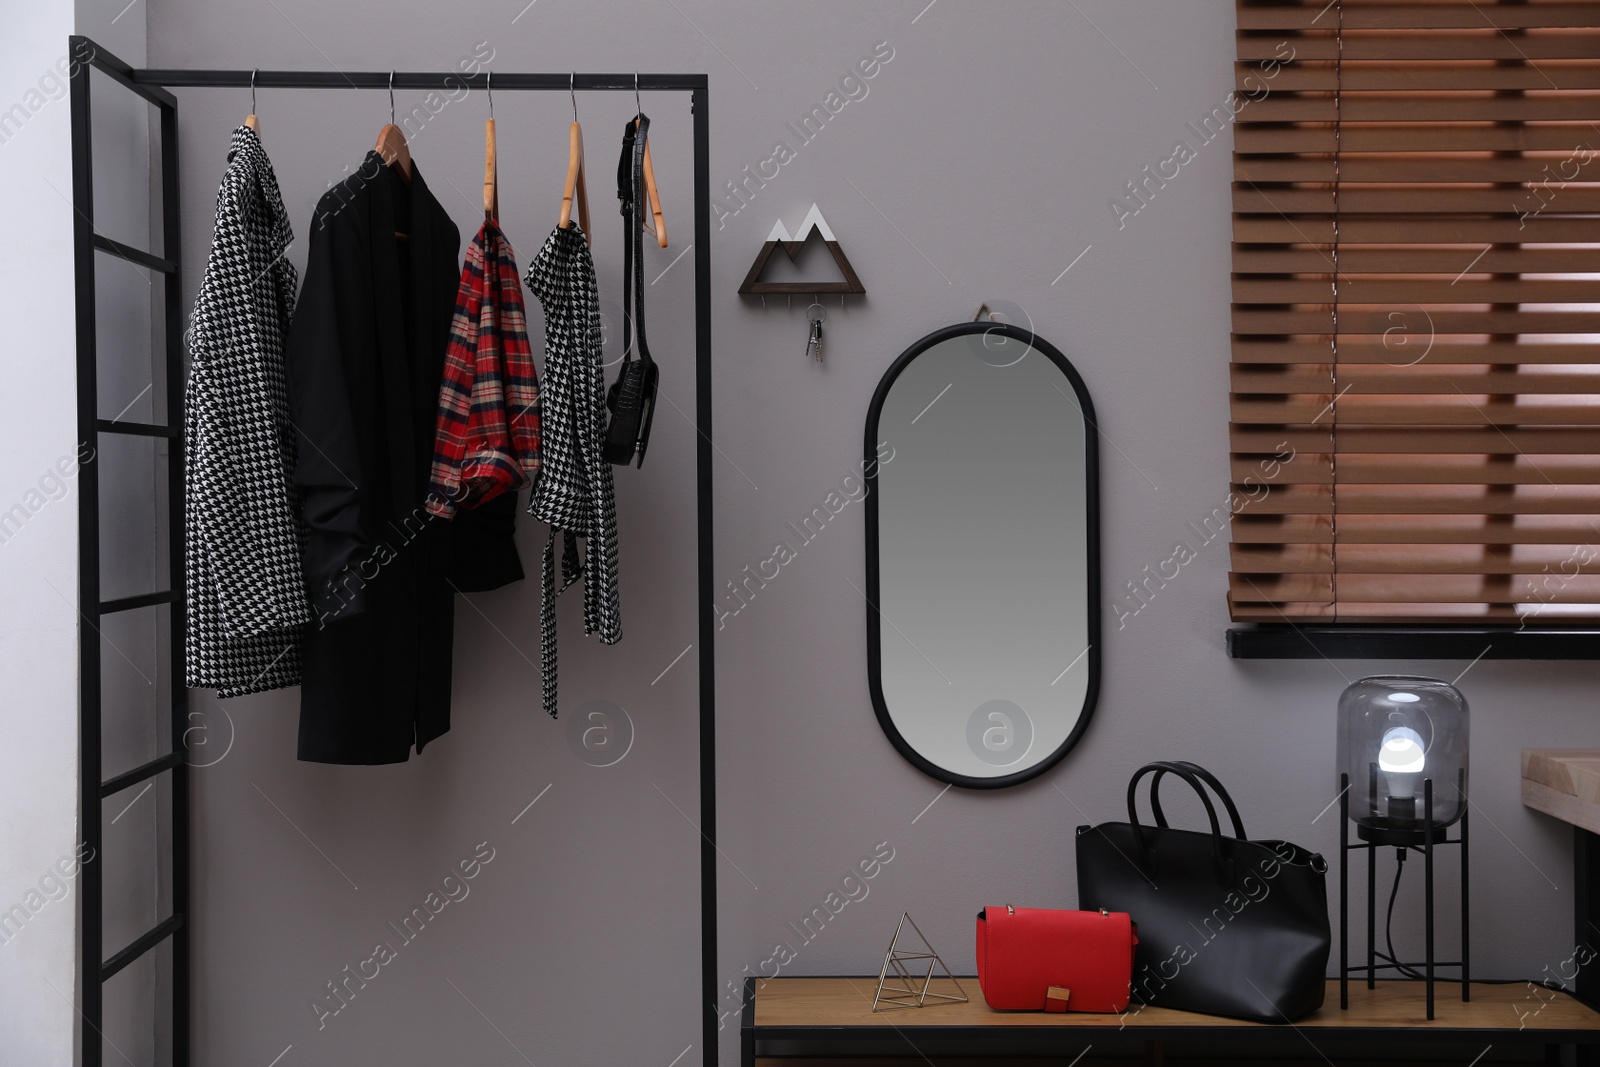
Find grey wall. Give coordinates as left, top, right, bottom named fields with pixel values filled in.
left=0, top=2, right=87, bottom=1064
left=125, top=2, right=1600, bottom=1065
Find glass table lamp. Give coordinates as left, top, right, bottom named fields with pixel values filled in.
left=1338, top=675, right=1469, bottom=842
left=1336, top=675, right=1470, bottom=1021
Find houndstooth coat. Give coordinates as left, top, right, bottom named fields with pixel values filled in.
left=184, top=125, right=308, bottom=696
left=525, top=223, right=621, bottom=718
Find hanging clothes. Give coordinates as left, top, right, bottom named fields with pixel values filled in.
left=524, top=223, right=621, bottom=718
left=184, top=124, right=307, bottom=697
left=426, top=218, right=541, bottom=517
left=286, top=154, right=523, bottom=765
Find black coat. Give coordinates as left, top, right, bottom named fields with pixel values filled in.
left=286, top=154, right=522, bottom=765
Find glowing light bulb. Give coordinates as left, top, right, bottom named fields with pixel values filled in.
left=1379, top=726, right=1426, bottom=805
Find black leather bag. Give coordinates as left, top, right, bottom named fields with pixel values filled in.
left=1076, top=761, right=1331, bottom=1023
left=605, top=113, right=659, bottom=468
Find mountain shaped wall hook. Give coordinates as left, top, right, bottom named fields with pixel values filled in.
left=738, top=204, right=865, bottom=296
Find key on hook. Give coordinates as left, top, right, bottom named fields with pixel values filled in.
left=805, top=301, right=825, bottom=363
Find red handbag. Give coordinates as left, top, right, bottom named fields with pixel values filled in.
left=975, top=906, right=1138, bottom=1013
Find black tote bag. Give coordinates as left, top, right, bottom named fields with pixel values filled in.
left=1075, top=761, right=1331, bottom=1023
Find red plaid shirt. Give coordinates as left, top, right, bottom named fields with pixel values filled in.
left=427, top=219, right=541, bottom=518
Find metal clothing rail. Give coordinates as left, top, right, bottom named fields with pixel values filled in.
left=69, top=36, right=717, bottom=1067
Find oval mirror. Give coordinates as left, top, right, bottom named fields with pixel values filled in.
left=864, top=321, right=1100, bottom=788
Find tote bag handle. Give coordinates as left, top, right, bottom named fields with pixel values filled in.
left=1147, top=760, right=1248, bottom=841
left=1125, top=761, right=1229, bottom=866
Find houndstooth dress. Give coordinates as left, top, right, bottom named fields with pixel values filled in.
left=183, top=125, right=308, bottom=696
left=525, top=223, right=621, bottom=717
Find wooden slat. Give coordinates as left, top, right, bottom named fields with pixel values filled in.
left=1284, top=402, right=1600, bottom=427
left=1239, top=3, right=1600, bottom=30
left=1238, top=32, right=1600, bottom=62
left=1343, top=543, right=1600, bottom=574
left=1233, top=449, right=1336, bottom=483
left=1240, top=94, right=1600, bottom=123
left=1234, top=600, right=1555, bottom=621
left=1234, top=514, right=1336, bottom=542
left=1231, top=573, right=1336, bottom=600
left=1235, top=511, right=1600, bottom=543
left=1231, top=600, right=1339, bottom=619
left=1323, top=603, right=1536, bottom=620
left=1234, top=309, right=1600, bottom=334
left=1233, top=483, right=1334, bottom=513
left=1237, top=155, right=1600, bottom=183
left=1337, top=486, right=1600, bottom=515
left=1233, top=541, right=1600, bottom=574
left=1233, top=246, right=1600, bottom=274
left=1236, top=481, right=1600, bottom=514
left=1236, top=277, right=1600, bottom=303
left=1231, top=542, right=1335, bottom=571
left=1232, top=424, right=1600, bottom=453
left=1235, top=366, right=1600, bottom=395
left=1234, top=184, right=1600, bottom=214
left=1233, top=572, right=1600, bottom=603
left=1232, top=214, right=1600, bottom=243
left=1242, top=60, right=1600, bottom=92
left=1234, top=451, right=1600, bottom=483
left=1346, top=573, right=1600, bottom=602
left=1232, top=339, right=1600, bottom=364
left=1237, top=123, right=1600, bottom=154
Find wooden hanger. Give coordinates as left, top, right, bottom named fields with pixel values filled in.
left=559, top=74, right=591, bottom=245
left=243, top=69, right=259, bottom=132
left=633, top=76, right=667, bottom=248
left=375, top=72, right=413, bottom=187
left=376, top=73, right=412, bottom=239
left=636, top=119, right=666, bottom=248
left=483, top=73, right=498, bottom=221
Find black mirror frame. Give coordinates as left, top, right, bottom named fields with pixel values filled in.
left=863, top=321, right=1102, bottom=790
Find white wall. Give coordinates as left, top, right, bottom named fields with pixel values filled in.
left=68, top=1, right=1600, bottom=1064
left=0, top=2, right=89, bottom=1063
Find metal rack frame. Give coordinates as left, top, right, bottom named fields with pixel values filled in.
left=68, top=35, right=717, bottom=1067
left=1338, top=771, right=1470, bottom=1022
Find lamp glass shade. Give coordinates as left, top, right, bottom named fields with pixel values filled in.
left=1337, top=675, right=1469, bottom=831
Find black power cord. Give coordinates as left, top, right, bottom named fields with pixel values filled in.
left=1382, top=847, right=1566, bottom=992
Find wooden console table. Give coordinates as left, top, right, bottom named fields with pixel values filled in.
left=743, top=977, right=1600, bottom=1066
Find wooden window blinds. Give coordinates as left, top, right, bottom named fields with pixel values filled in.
left=1229, top=0, right=1600, bottom=624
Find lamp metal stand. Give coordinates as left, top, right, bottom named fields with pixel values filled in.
left=1338, top=771, right=1470, bottom=1020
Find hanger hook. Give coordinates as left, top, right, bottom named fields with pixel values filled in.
left=250, top=68, right=258, bottom=114
left=389, top=71, right=395, bottom=124
left=634, top=72, right=641, bottom=115
left=486, top=70, right=493, bottom=120
left=570, top=72, right=578, bottom=122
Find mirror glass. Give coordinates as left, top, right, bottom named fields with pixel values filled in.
left=865, top=323, right=1099, bottom=788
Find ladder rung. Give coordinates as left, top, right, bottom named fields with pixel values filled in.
left=101, top=751, right=180, bottom=797
left=92, top=234, right=176, bottom=275
left=96, top=418, right=177, bottom=439
left=99, top=589, right=179, bottom=615
left=101, top=914, right=184, bottom=981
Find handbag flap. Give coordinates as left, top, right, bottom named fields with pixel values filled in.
left=976, top=907, right=1135, bottom=1013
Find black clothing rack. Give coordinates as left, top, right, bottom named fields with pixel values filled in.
left=68, top=36, right=716, bottom=1067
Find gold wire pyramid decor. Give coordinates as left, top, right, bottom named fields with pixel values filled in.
left=871, top=912, right=968, bottom=1012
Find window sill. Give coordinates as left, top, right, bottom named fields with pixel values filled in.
left=1227, top=625, right=1600, bottom=660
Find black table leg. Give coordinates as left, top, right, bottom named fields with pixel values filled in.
left=1578, top=828, right=1599, bottom=1067
left=1580, top=829, right=1599, bottom=1007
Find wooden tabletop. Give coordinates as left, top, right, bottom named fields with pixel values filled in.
left=751, top=978, right=1600, bottom=1034
left=1523, top=748, right=1600, bottom=836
